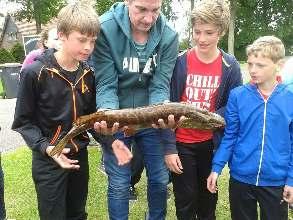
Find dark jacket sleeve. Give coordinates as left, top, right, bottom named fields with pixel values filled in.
left=159, top=129, right=177, bottom=155
left=11, top=67, right=50, bottom=155
left=215, top=52, right=243, bottom=117
left=162, top=53, right=188, bottom=155
left=213, top=53, right=243, bottom=149
left=170, top=52, right=187, bottom=102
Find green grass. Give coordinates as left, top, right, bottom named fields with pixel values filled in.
left=2, top=147, right=293, bottom=219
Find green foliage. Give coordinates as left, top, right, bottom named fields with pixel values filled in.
left=161, top=0, right=175, bottom=21
left=179, top=38, right=190, bottom=52
left=232, top=0, right=293, bottom=60
left=10, top=43, right=25, bottom=63
left=0, top=48, right=15, bottom=64
left=14, top=0, right=66, bottom=32
left=96, top=0, right=119, bottom=15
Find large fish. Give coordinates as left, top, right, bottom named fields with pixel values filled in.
left=49, top=102, right=225, bottom=156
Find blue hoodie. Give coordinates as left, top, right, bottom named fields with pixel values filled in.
left=92, top=2, right=179, bottom=110
left=212, top=83, right=293, bottom=187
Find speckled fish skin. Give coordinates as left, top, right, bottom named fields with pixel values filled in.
left=49, top=102, right=225, bottom=156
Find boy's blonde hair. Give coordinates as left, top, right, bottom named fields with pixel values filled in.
left=191, top=0, right=230, bottom=37
left=246, top=36, right=285, bottom=63
left=57, top=2, right=100, bottom=37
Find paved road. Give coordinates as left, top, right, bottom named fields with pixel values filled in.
left=0, top=98, right=26, bottom=152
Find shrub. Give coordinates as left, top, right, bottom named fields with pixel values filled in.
left=10, top=42, right=25, bottom=63
left=0, top=48, right=15, bottom=64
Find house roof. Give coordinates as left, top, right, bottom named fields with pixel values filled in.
left=0, top=14, right=57, bottom=46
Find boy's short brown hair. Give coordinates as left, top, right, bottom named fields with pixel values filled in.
left=57, top=2, right=100, bottom=37
left=246, top=36, right=285, bottom=63
left=191, top=0, right=230, bottom=37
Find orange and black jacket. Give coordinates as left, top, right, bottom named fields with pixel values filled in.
left=12, top=49, right=112, bottom=155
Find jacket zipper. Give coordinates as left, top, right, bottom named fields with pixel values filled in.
left=46, top=68, right=91, bottom=152
left=256, top=84, right=278, bottom=185
left=50, top=125, right=62, bottom=145
left=256, top=98, right=267, bottom=186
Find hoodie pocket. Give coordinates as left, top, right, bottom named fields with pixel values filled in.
left=50, top=125, right=62, bottom=145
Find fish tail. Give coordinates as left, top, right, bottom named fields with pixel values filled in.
left=49, top=137, right=68, bottom=157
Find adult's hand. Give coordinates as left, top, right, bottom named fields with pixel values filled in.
left=94, top=121, right=119, bottom=135
left=164, top=154, right=183, bottom=174
left=46, top=146, right=80, bottom=169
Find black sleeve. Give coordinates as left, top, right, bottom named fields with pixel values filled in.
left=11, top=67, right=50, bottom=155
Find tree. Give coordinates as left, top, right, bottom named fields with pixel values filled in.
left=96, top=0, right=119, bottom=15
left=14, top=0, right=65, bottom=33
left=233, top=0, right=293, bottom=59
left=161, top=0, right=175, bottom=21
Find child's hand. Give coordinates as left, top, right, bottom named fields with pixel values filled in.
left=46, top=146, right=80, bottom=170
left=283, top=185, right=293, bottom=204
left=111, top=140, right=133, bottom=166
left=164, top=154, right=183, bottom=174
left=207, top=172, right=219, bottom=193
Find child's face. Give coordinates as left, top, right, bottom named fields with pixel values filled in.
left=59, top=30, right=97, bottom=61
left=192, top=22, right=220, bottom=55
left=247, top=53, right=279, bottom=85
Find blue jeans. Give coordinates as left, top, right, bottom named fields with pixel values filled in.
left=103, top=128, right=169, bottom=220
left=0, top=154, right=6, bottom=220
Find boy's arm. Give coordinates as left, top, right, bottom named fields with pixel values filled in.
left=11, top=68, right=51, bottom=155
left=91, top=31, right=119, bottom=110
left=212, top=90, right=240, bottom=175
left=149, top=33, right=179, bottom=104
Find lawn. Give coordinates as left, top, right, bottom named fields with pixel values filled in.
left=2, top=147, right=293, bottom=220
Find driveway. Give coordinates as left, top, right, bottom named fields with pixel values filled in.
left=0, top=98, right=26, bottom=152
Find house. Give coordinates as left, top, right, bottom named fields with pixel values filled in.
left=0, top=14, right=57, bottom=55
left=0, top=13, right=38, bottom=50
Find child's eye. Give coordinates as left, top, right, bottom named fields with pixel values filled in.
left=256, top=64, right=266, bottom=68
left=79, top=38, right=87, bottom=43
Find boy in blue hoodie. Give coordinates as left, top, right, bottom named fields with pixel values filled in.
left=207, top=36, right=293, bottom=219
left=91, top=0, right=178, bottom=219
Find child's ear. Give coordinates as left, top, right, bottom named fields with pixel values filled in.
left=57, top=32, right=66, bottom=42
left=277, top=59, right=285, bottom=70
left=276, top=59, right=284, bottom=73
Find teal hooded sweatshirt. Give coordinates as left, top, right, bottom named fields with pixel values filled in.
left=92, top=2, right=179, bottom=109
